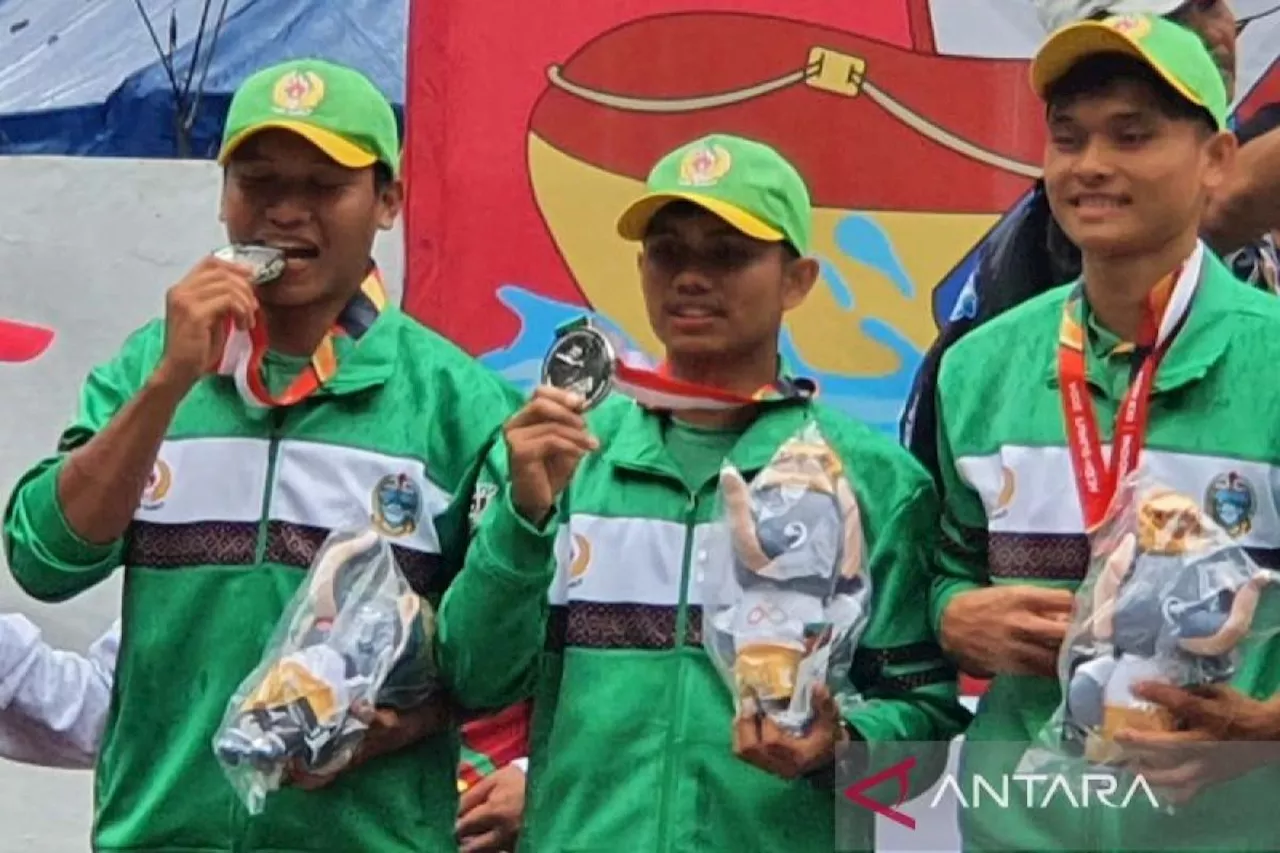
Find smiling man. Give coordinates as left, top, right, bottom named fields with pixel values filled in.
left=931, top=15, right=1280, bottom=851
left=2, top=59, right=549, bottom=853
left=468, top=134, right=968, bottom=852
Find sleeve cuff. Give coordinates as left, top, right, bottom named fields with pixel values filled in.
left=930, top=577, right=982, bottom=639
left=22, top=461, right=118, bottom=568
left=473, top=485, right=557, bottom=582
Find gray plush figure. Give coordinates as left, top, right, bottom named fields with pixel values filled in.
left=1064, top=489, right=1273, bottom=763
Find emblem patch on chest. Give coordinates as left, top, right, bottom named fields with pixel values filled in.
left=1204, top=472, right=1256, bottom=538
left=371, top=473, right=422, bottom=537
left=141, top=458, right=174, bottom=511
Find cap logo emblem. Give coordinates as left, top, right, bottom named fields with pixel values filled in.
left=1104, top=14, right=1151, bottom=39
left=678, top=143, right=732, bottom=187
left=271, top=70, right=326, bottom=116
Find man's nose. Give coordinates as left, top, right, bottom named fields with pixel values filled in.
left=1071, top=138, right=1113, bottom=182
left=672, top=268, right=713, bottom=294
left=265, top=195, right=312, bottom=228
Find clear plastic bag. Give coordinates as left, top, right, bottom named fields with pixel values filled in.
left=1020, top=470, right=1280, bottom=777
left=213, top=528, right=438, bottom=814
left=701, top=421, right=872, bottom=734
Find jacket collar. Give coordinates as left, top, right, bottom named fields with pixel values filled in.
left=313, top=305, right=400, bottom=397
left=604, top=394, right=814, bottom=483
left=1043, top=248, right=1234, bottom=394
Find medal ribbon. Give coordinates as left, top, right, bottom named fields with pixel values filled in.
left=215, top=266, right=388, bottom=408
left=1059, top=243, right=1203, bottom=531
left=558, top=314, right=814, bottom=409
left=613, top=357, right=815, bottom=410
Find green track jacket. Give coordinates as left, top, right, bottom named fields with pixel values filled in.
left=466, top=393, right=969, bottom=853
left=933, top=248, right=1280, bottom=852
left=3, top=305, right=548, bottom=853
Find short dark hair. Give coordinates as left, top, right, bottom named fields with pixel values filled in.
left=1045, top=52, right=1217, bottom=135
left=373, top=163, right=394, bottom=192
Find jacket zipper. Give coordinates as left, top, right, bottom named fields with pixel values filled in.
left=656, top=489, right=699, bottom=853
left=252, top=408, right=287, bottom=564
left=230, top=406, right=286, bottom=851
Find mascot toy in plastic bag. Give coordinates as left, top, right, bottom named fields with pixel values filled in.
left=702, top=422, right=871, bottom=735
left=213, top=528, right=438, bottom=814
left=1028, top=472, right=1278, bottom=771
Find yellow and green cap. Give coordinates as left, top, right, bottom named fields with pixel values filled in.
left=1031, top=13, right=1229, bottom=131
left=616, top=134, right=813, bottom=254
left=218, top=59, right=401, bottom=176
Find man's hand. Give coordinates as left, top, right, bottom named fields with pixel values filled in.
left=505, top=386, right=598, bottom=526
left=456, top=763, right=526, bottom=853
left=287, top=697, right=454, bottom=791
left=153, top=257, right=260, bottom=392
left=733, top=683, right=848, bottom=780
left=940, top=586, right=1073, bottom=678
left=1113, top=683, right=1280, bottom=804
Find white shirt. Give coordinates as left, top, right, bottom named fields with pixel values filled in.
left=0, top=615, right=118, bottom=769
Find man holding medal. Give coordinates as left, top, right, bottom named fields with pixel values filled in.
left=469, top=133, right=968, bottom=852
left=932, top=14, right=1280, bottom=850
left=3, top=59, right=549, bottom=853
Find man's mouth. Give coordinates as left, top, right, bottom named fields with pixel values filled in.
left=1070, top=194, right=1129, bottom=211
left=668, top=305, right=721, bottom=319
left=256, top=240, right=320, bottom=260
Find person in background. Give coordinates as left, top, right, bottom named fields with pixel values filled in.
left=901, top=0, right=1280, bottom=485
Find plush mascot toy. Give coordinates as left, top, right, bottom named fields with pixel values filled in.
left=215, top=530, right=431, bottom=786
left=717, top=436, right=865, bottom=723
left=1065, top=489, right=1273, bottom=763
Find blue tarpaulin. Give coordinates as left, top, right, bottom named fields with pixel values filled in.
left=0, top=0, right=406, bottom=159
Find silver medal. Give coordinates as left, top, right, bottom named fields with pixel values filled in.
left=541, top=321, right=616, bottom=411
left=214, top=244, right=287, bottom=286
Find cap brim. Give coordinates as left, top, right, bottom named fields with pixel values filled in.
left=616, top=192, right=785, bottom=243
left=218, top=120, right=378, bottom=169
left=1030, top=21, right=1205, bottom=113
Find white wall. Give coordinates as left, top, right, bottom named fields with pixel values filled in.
left=0, top=156, right=403, bottom=852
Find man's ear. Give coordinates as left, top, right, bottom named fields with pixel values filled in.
left=377, top=179, right=405, bottom=231
left=636, top=250, right=644, bottom=273
left=1202, top=129, right=1239, bottom=196
left=781, top=256, right=820, bottom=312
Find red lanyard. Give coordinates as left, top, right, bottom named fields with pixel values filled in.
left=217, top=267, right=387, bottom=408
left=1058, top=254, right=1199, bottom=531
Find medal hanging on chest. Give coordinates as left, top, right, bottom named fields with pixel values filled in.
left=541, top=316, right=816, bottom=412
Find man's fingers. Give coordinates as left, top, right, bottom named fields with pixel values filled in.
left=458, top=777, right=495, bottom=816
left=1013, top=587, right=1076, bottom=614
left=510, top=431, right=597, bottom=464
left=1010, top=614, right=1069, bottom=648
left=459, top=827, right=506, bottom=853
left=1132, top=681, right=1208, bottom=721
left=508, top=422, right=597, bottom=453
left=1007, top=642, right=1060, bottom=677
left=456, top=800, right=500, bottom=837
left=533, top=383, right=588, bottom=411
left=506, top=392, right=587, bottom=432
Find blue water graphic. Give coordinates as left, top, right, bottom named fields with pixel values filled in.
left=478, top=212, right=969, bottom=438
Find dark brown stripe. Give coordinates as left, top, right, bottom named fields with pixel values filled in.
left=989, top=531, right=1089, bottom=581
left=546, top=602, right=702, bottom=651
left=878, top=665, right=957, bottom=693
left=854, top=640, right=943, bottom=670
left=263, top=521, right=328, bottom=568
left=125, top=521, right=257, bottom=568
left=262, top=521, right=445, bottom=594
